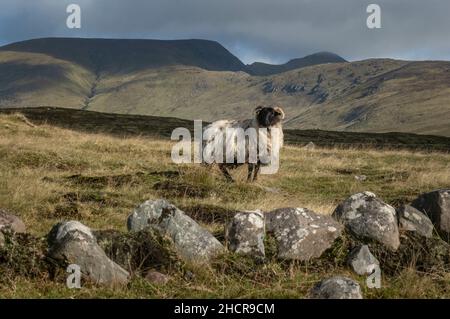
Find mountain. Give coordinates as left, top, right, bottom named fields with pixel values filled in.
left=246, top=52, right=347, bottom=76
left=0, top=37, right=246, bottom=73
left=0, top=37, right=449, bottom=137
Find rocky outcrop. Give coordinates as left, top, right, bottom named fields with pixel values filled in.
left=48, top=221, right=129, bottom=287
left=226, top=210, right=265, bottom=259
left=127, top=199, right=224, bottom=264
left=266, top=207, right=343, bottom=261
left=412, top=189, right=450, bottom=237
left=332, top=192, right=400, bottom=251
left=310, top=276, right=363, bottom=299
left=398, top=205, right=433, bottom=238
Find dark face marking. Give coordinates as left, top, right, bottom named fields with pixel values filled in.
left=256, top=107, right=284, bottom=127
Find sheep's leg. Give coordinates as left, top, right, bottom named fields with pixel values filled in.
left=219, top=164, right=233, bottom=182
left=252, top=161, right=261, bottom=181
left=247, top=164, right=255, bottom=182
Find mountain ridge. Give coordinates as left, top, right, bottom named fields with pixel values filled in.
left=0, top=37, right=346, bottom=75
left=0, top=37, right=247, bottom=74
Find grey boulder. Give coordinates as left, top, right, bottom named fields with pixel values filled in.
left=0, top=209, right=26, bottom=233
left=347, top=245, right=379, bottom=275
left=266, top=207, right=343, bottom=261
left=333, top=192, right=400, bottom=251
left=226, top=210, right=265, bottom=259
left=310, top=276, right=363, bottom=299
left=127, top=199, right=224, bottom=264
left=398, top=205, right=434, bottom=238
left=48, top=221, right=129, bottom=287
left=412, top=189, right=450, bottom=236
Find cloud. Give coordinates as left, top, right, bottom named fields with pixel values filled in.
left=1, top=0, right=450, bottom=63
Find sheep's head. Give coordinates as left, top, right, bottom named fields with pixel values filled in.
left=255, top=106, right=285, bottom=127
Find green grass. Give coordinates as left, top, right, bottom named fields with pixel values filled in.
left=0, top=113, right=449, bottom=298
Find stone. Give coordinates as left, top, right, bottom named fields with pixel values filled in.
left=347, top=245, right=379, bottom=275
left=127, top=199, right=224, bottom=264
left=0, top=209, right=26, bottom=233
left=411, top=189, right=450, bottom=236
left=48, top=221, right=129, bottom=287
left=0, top=232, right=4, bottom=247
left=310, top=276, right=363, bottom=299
left=266, top=207, right=343, bottom=261
left=332, top=192, right=400, bottom=251
left=226, top=210, right=265, bottom=259
left=398, top=205, right=433, bottom=238
left=354, top=175, right=367, bottom=182
left=145, top=270, right=170, bottom=285
left=303, top=141, right=316, bottom=150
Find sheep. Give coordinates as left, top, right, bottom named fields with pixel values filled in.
left=202, top=106, right=285, bottom=182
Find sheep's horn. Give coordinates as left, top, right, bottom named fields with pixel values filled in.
left=274, top=106, right=285, bottom=119
left=255, top=106, right=264, bottom=114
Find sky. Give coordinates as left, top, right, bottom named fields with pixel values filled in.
left=1, top=0, right=450, bottom=64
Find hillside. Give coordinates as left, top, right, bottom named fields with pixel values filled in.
left=0, top=38, right=449, bottom=136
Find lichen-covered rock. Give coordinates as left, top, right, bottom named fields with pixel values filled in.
left=0, top=209, right=26, bottom=233
left=48, top=221, right=94, bottom=243
left=398, top=205, right=433, bottom=238
left=310, top=276, right=363, bottom=299
left=412, top=189, right=450, bottom=237
left=226, top=210, right=265, bottom=259
left=127, top=199, right=224, bottom=264
left=332, top=192, right=400, bottom=251
left=266, top=207, right=343, bottom=261
left=48, top=221, right=129, bottom=287
left=347, top=245, right=379, bottom=275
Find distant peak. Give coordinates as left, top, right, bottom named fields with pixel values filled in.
left=247, top=51, right=347, bottom=76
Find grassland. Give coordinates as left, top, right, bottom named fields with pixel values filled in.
left=0, top=113, right=450, bottom=298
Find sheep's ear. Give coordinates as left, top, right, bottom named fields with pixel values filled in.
left=255, top=106, right=264, bottom=114
left=274, top=106, right=285, bottom=119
